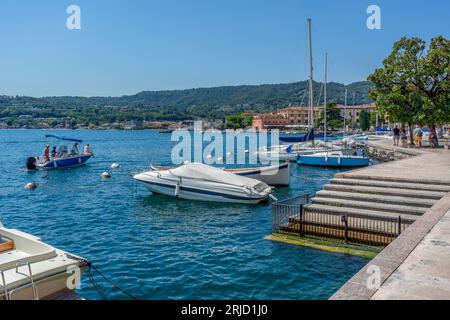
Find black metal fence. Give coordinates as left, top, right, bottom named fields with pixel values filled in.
left=272, top=196, right=416, bottom=247
left=272, top=194, right=310, bottom=235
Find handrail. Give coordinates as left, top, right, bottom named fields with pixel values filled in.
left=0, top=259, right=39, bottom=300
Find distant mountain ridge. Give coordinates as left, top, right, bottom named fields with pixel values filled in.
left=0, top=80, right=373, bottom=123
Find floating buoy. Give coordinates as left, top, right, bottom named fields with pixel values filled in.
left=216, top=157, right=223, bottom=162
left=101, top=172, right=112, bottom=179
left=111, top=163, right=120, bottom=169
left=183, top=160, right=190, bottom=165
left=226, top=151, right=233, bottom=157
left=206, top=154, right=213, bottom=160
left=25, top=182, right=38, bottom=190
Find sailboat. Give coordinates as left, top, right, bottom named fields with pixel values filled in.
left=297, top=51, right=370, bottom=168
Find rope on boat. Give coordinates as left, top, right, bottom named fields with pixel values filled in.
left=86, top=263, right=140, bottom=300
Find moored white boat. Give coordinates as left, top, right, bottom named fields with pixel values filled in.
left=0, top=222, right=88, bottom=300
left=133, top=163, right=272, bottom=204
left=150, top=162, right=290, bottom=186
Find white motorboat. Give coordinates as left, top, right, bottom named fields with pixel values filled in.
left=133, top=163, right=272, bottom=204
left=0, top=222, right=88, bottom=300
left=257, top=141, right=350, bottom=162
left=150, top=162, right=290, bottom=187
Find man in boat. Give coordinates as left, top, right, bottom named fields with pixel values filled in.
left=83, top=143, right=92, bottom=155
left=43, top=144, right=50, bottom=162
left=51, top=146, right=58, bottom=159
left=71, top=142, right=79, bottom=156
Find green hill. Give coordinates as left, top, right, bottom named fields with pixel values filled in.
left=0, top=81, right=373, bottom=127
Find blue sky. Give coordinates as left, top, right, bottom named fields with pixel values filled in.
left=0, top=0, right=448, bottom=97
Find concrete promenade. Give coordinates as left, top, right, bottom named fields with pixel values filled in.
left=331, top=140, right=450, bottom=300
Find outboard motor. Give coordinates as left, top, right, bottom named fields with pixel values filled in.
left=26, top=157, right=37, bottom=170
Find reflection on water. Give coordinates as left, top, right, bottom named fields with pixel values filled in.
left=0, top=129, right=366, bottom=300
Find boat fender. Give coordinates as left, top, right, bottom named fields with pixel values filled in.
left=26, top=157, right=37, bottom=170
left=101, top=171, right=112, bottom=179
left=175, top=181, right=181, bottom=197
left=111, top=163, right=120, bottom=169
left=25, top=182, right=38, bottom=190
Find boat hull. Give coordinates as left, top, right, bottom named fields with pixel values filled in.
left=230, top=163, right=290, bottom=186
left=36, top=154, right=92, bottom=169
left=297, top=155, right=370, bottom=167
left=134, top=174, right=270, bottom=204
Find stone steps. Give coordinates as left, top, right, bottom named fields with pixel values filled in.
left=315, top=190, right=436, bottom=208
left=280, top=169, right=448, bottom=246
left=311, top=197, right=427, bottom=216
left=323, top=184, right=446, bottom=200
left=305, top=204, right=419, bottom=222
left=330, top=178, right=450, bottom=193
left=334, top=173, right=450, bottom=186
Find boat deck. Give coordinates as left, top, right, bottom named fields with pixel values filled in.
left=42, top=289, right=84, bottom=300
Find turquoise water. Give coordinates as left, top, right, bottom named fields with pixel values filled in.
left=0, top=130, right=367, bottom=300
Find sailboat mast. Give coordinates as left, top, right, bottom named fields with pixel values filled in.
left=324, top=52, right=327, bottom=142
left=344, top=89, right=347, bottom=135
left=307, top=18, right=314, bottom=128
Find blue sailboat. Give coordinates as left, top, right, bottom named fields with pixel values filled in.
left=26, top=135, right=93, bottom=170
left=279, top=128, right=315, bottom=143
left=297, top=151, right=370, bottom=167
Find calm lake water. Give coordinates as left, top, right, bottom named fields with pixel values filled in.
left=0, top=129, right=367, bottom=300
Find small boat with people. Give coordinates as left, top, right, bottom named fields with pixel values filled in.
left=150, top=162, right=290, bottom=186
left=297, top=151, right=370, bottom=168
left=26, top=135, right=94, bottom=170
left=133, top=163, right=273, bottom=204
left=0, top=221, right=88, bottom=300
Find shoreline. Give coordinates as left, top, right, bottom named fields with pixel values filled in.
left=330, top=140, right=450, bottom=299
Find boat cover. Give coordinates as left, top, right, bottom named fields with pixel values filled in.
left=168, top=163, right=269, bottom=189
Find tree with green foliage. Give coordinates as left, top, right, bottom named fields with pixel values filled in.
left=368, top=36, right=450, bottom=143
left=315, top=102, right=343, bottom=130
left=225, top=113, right=253, bottom=129
left=359, top=110, right=370, bottom=131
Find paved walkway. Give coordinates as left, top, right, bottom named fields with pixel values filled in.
left=331, top=142, right=450, bottom=300
left=342, top=140, right=450, bottom=184
left=372, top=208, right=450, bottom=299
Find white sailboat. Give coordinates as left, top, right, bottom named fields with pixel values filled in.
left=297, top=52, right=370, bottom=168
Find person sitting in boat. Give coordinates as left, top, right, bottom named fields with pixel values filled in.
left=83, top=143, right=92, bottom=155
left=43, top=145, right=50, bottom=162
left=70, top=143, right=79, bottom=156
left=51, top=146, right=58, bottom=159
left=58, top=145, right=68, bottom=158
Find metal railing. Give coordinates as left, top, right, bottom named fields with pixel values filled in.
left=272, top=194, right=310, bottom=236
left=272, top=195, right=415, bottom=247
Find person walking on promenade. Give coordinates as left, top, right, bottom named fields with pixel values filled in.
left=400, top=128, right=408, bottom=147
left=393, top=126, right=400, bottom=147
left=413, top=126, right=423, bottom=148
left=429, top=129, right=438, bottom=148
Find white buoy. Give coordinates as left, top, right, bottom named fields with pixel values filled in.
left=111, top=163, right=120, bottom=169
left=216, top=157, right=223, bottom=162
left=226, top=151, right=233, bottom=157
left=206, top=154, right=213, bottom=160
left=101, top=172, right=112, bottom=179
left=183, top=160, right=190, bottom=165
left=24, top=182, right=38, bottom=190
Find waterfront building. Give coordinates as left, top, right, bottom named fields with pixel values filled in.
left=251, top=104, right=376, bottom=130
